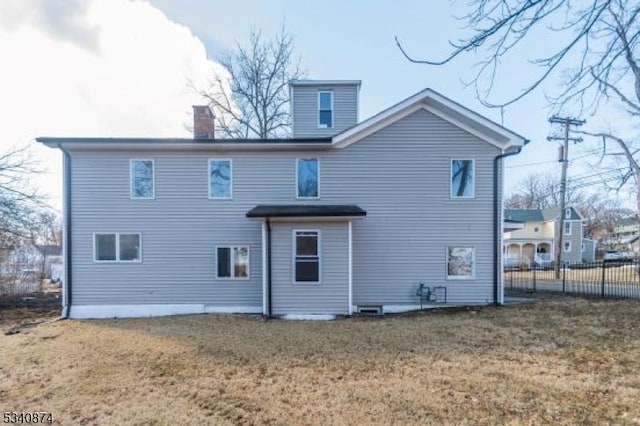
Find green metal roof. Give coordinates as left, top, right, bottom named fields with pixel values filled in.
left=505, top=207, right=582, bottom=222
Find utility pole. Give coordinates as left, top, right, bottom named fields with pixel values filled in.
left=547, top=116, right=585, bottom=278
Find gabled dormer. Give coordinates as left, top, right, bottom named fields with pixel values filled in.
left=290, top=80, right=361, bottom=138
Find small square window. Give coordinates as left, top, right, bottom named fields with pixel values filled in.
left=447, top=247, right=475, bottom=279
left=216, top=246, right=249, bottom=279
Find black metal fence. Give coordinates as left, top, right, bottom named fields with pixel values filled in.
left=504, top=258, right=640, bottom=299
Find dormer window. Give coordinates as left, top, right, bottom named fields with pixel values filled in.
left=318, top=91, right=333, bottom=128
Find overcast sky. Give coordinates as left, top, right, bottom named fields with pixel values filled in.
left=0, top=0, right=627, bottom=211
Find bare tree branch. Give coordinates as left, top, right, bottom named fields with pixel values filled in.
left=191, top=25, right=305, bottom=139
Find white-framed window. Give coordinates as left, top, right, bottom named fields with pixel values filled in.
left=581, top=243, right=585, bottom=252
left=293, top=230, right=320, bottom=283
left=318, top=91, right=333, bottom=128
left=296, top=158, right=319, bottom=198
left=564, top=222, right=572, bottom=235
left=565, top=208, right=571, bottom=219
left=564, top=241, right=571, bottom=252
left=130, top=159, right=154, bottom=199
left=451, top=159, right=475, bottom=198
left=446, top=246, right=475, bottom=280
left=209, top=159, right=232, bottom=199
left=216, top=246, right=249, bottom=279
left=94, top=233, right=141, bottom=263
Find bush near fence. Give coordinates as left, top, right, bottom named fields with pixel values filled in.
left=505, top=258, right=640, bottom=299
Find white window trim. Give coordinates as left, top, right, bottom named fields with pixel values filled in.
left=565, top=208, right=571, bottom=219
left=215, top=245, right=250, bottom=280
left=293, top=229, right=321, bottom=284
left=450, top=158, right=476, bottom=199
left=295, top=158, right=321, bottom=199
left=317, top=91, right=334, bottom=128
left=130, top=159, right=155, bottom=200
left=581, top=243, right=585, bottom=252
left=445, top=246, right=476, bottom=280
left=564, top=221, right=572, bottom=235
left=208, top=158, right=233, bottom=200
left=564, top=241, right=572, bottom=252
left=93, top=232, right=142, bottom=263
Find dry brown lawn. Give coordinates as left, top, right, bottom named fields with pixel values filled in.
left=2, top=296, right=640, bottom=425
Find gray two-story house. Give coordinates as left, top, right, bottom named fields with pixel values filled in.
left=38, top=80, right=527, bottom=318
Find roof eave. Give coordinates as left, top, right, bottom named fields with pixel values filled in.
left=331, top=88, right=528, bottom=150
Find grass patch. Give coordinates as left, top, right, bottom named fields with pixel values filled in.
left=2, top=296, right=640, bottom=424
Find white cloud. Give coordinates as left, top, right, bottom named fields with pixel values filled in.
left=0, top=0, right=228, bottom=209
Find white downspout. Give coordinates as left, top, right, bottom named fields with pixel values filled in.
left=261, top=221, right=267, bottom=316
left=348, top=220, right=353, bottom=315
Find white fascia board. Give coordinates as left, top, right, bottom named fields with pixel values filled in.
left=332, top=88, right=527, bottom=149
left=289, top=80, right=362, bottom=87
left=48, top=142, right=332, bottom=151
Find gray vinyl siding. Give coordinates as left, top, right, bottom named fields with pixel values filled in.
left=556, top=220, right=584, bottom=263
left=582, top=239, right=596, bottom=262
left=68, top=108, right=502, bottom=309
left=69, top=152, right=263, bottom=307
left=292, top=84, right=358, bottom=138
left=271, top=223, right=349, bottom=315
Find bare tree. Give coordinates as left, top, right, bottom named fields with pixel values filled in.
left=505, top=172, right=585, bottom=209
left=0, top=144, right=45, bottom=249
left=193, top=26, right=305, bottom=139
left=396, top=0, right=640, bottom=218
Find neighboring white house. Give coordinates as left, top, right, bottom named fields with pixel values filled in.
left=38, top=80, right=527, bottom=319
left=504, top=207, right=596, bottom=264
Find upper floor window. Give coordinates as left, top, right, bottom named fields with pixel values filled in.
left=94, top=233, right=141, bottom=263
left=318, top=91, right=333, bottom=128
left=209, top=159, right=232, bottom=199
left=297, top=158, right=319, bottom=198
left=565, top=208, right=571, bottom=219
left=451, top=159, right=474, bottom=198
left=534, top=226, right=539, bottom=233
left=564, top=241, right=571, bottom=252
left=131, top=159, right=154, bottom=199
left=564, top=222, right=572, bottom=235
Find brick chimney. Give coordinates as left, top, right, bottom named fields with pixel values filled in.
left=192, top=105, right=215, bottom=139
